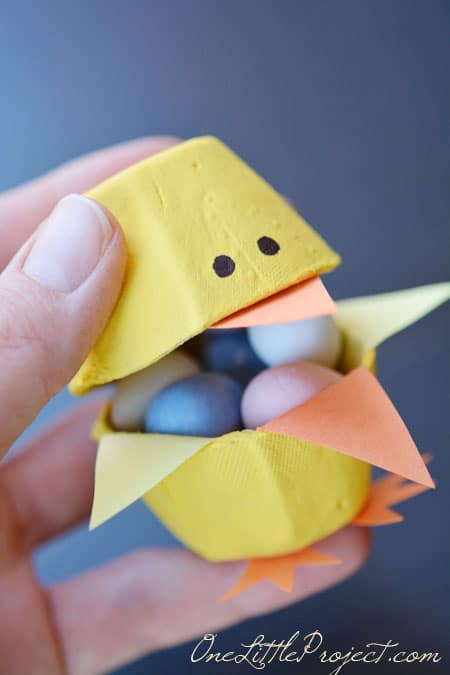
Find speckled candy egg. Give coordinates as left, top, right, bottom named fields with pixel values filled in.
left=201, top=329, right=265, bottom=386
left=247, top=315, right=342, bottom=368
left=145, top=372, right=243, bottom=437
left=241, top=360, right=341, bottom=429
left=111, top=350, right=200, bottom=431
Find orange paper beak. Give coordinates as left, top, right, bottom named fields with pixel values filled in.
left=212, top=276, right=336, bottom=329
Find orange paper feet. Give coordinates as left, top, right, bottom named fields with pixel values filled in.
left=221, top=458, right=433, bottom=601
left=221, top=547, right=341, bottom=602
left=353, top=460, right=432, bottom=526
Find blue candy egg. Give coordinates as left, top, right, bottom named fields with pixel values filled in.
left=201, top=329, right=265, bottom=386
left=145, top=372, right=243, bottom=437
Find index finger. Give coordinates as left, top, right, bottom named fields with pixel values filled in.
left=0, top=136, right=179, bottom=270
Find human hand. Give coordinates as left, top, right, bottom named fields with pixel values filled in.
left=0, top=138, right=370, bottom=675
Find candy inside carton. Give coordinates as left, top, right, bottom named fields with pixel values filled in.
left=110, top=320, right=343, bottom=434
left=94, top=308, right=375, bottom=446
left=69, top=136, right=448, bottom=573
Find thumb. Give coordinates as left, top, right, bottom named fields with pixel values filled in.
left=0, top=194, right=126, bottom=457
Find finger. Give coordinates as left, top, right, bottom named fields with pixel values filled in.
left=0, top=194, right=126, bottom=457
left=0, top=136, right=179, bottom=270
left=0, top=397, right=105, bottom=550
left=49, top=527, right=370, bottom=675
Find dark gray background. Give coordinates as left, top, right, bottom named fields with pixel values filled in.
left=1, top=1, right=449, bottom=673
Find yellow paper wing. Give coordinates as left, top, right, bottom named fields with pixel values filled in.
left=336, top=281, right=450, bottom=371
left=90, top=430, right=211, bottom=530
left=70, top=136, right=340, bottom=394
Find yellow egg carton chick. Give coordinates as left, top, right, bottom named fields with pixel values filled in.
left=69, top=137, right=449, bottom=600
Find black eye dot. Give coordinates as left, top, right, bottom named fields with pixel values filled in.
left=257, top=236, right=280, bottom=255
left=213, top=255, right=236, bottom=278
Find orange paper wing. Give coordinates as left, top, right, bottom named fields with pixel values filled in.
left=260, top=367, right=434, bottom=488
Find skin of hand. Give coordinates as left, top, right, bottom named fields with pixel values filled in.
left=0, top=137, right=371, bottom=675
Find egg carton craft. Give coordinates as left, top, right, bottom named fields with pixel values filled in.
left=69, top=137, right=450, bottom=601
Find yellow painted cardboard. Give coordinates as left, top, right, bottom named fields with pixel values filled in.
left=70, top=136, right=340, bottom=395
left=91, top=409, right=370, bottom=561
left=144, top=431, right=370, bottom=561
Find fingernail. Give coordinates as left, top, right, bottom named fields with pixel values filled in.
left=23, top=194, right=113, bottom=292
